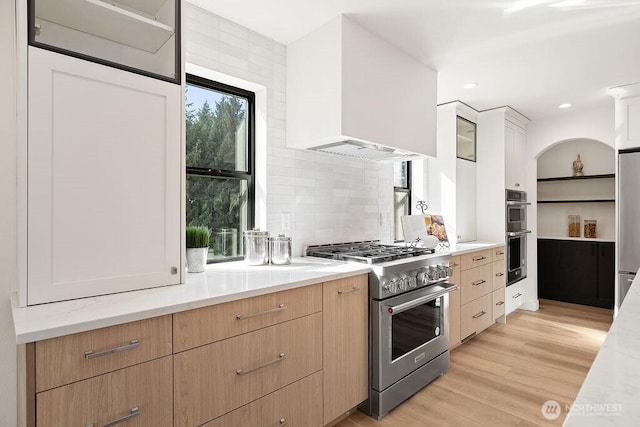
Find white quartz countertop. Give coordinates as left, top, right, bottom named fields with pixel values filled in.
left=564, top=271, right=640, bottom=426
left=446, top=241, right=505, bottom=256
left=11, top=257, right=370, bottom=344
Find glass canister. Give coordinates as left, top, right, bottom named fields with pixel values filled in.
left=243, top=229, right=269, bottom=265
left=568, top=215, right=581, bottom=237
left=584, top=220, right=597, bottom=238
left=212, top=228, right=238, bottom=257
left=269, top=234, right=292, bottom=265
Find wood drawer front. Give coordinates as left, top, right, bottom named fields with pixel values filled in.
left=36, top=356, right=172, bottom=427
left=460, top=249, right=493, bottom=270
left=460, top=263, right=493, bottom=305
left=173, top=284, right=322, bottom=352
left=174, top=313, right=323, bottom=426
left=493, top=288, right=506, bottom=320
left=492, top=260, right=506, bottom=291
left=460, top=293, right=493, bottom=340
left=202, top=372, right=323, bottom=427
left=493, top=246, right=505, bottom=261
left=35, top=315, right=172, bottom=392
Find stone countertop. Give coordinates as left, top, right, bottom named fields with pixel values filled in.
left=446, top=241, right=505, bottom=256
left=564, top=271, right=640, bottom=426
left=11, top=258, right=370, bottom=344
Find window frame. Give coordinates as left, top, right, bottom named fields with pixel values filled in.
left=185, top=74, right=256, bottom=261
left=394, top=161, right=412, bottom=242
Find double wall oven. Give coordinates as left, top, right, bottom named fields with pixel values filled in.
left=506, top=189, right=530, bottom=286
left=307, top=243, right=457, bottom=420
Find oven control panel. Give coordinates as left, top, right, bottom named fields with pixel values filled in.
left=379, top=264, right=453, bottom=296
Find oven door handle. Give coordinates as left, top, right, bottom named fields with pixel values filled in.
left=506, top=201, right=531, bottom=206
left=507, top=230, right=531, bottom=237
left=383, top=285, right=458, bottom=315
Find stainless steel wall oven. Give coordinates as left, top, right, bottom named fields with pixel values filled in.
left=506, top=190, right=530, bottom=286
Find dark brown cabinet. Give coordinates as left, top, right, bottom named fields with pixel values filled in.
left=537, top=239, right=614, bottom=309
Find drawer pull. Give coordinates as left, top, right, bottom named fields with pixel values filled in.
left=338, top=286, right=360, bottom=294
left=472, top=311, right=486, bottom=319
left=472, top=256, right=486, bottom=261
left=236, top=304, right=287, bottom=320
left=450, top=262, right=459, bottom=267
left=472, top=280, right=486, bottom=286
left=496, top=301, right=505, bottom=306
left=236, top=353, right=286, bottom=376
left=496, top=251, right=504, bottom=256
left=84, top=340, right=139, bottom=360
left=86, top=407, right=139, bottom=427
left=279, top=418, right=288, bottom=426
left=513, top=293, right=522, bottom=299
left=495, top=272, right=505, bottom=277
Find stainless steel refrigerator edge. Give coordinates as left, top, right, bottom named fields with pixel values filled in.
left=618, top=149, right=640, bottom=308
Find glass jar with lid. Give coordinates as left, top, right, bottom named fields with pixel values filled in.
left=568, top=215, right=580, bottom=237
left=584, top=220, right=597, bottom=238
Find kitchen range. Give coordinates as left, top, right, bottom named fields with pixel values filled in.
left=307, top=242, right=457, bottom=419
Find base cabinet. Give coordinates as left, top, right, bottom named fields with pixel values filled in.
left=322, top=275, right=368, bottom=425
left=448, top=256, right=461, bottom=349
left=506, top=283, right=523, bottom=315
left=537, top=239, right=614, bottom=309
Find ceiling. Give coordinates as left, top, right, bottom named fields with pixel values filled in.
left=186, top=0, right=640, bottom=120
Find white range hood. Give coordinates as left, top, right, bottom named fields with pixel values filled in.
left=286, top=15, right=437, bottom=161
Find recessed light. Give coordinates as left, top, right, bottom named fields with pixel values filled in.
left=559, top=103, right=572, bottom=109
left=463, top=83, right=477, bottom=89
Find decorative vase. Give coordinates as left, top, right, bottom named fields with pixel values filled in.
left=186, top=247, right=208, bottom=273
left=572, top=154, right=584, bottom=176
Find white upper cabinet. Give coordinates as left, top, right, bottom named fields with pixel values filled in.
left=25, top=48, right=182, bottom=305
left=609, top=83, right=640, bottom=150
left=30, top=0, right=180, bottom=82
left=287, top=15, right=437, bottom=158
left=505, top=120, right=527, bottom=190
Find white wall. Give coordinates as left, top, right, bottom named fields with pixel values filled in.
left=0, top=0, right=17, bottom=423
left=525, top=106, right=615, bottom=310
left=185, top=5, right=394, bottom=256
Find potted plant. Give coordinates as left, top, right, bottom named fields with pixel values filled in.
left=186, top=225, right=210, bottom=273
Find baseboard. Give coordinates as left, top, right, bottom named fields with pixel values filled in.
left=521, top=299, right=540, bottom=311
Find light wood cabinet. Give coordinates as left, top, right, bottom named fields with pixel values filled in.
left=37, top=356, right=173, bottom=427
left=36, top=315, right=172, bottom=392
left=460, top=263, right=493, bottom=305
left=322, top=275, right=368, bottom=425
left=460, top=293, right=493, bottom=340
left=460, top=249, right=492, bottom=270
left=448, top=256, right=461, bottom=349
left=173, top=284, right=322, bottom=352
left=202, top=372, right=323, bottom=427
left=24, top=47, right=182, bottom=305
left=493, top=288, right=506, bottom=320
left=174, top=313, right=323, bottom=426
left=493, top=260, right=506, bottom=291
left=493, top=246, right=505, bottom=261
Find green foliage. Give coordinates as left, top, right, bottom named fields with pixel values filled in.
left=185, top=88, right=249, bottom=244
left=186, top=225, right=210, bottom=248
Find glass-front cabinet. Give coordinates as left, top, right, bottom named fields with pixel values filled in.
left=29, top=0, right=180, bottom=83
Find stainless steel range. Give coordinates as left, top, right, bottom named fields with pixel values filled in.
left=307, top=241, right=458, bottom=419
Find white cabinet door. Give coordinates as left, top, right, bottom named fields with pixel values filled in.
left=505, top=282, right=523, bottom=315
left=620, top=97, right=640, bottom=150
left=505, top=121, right=526, bottom=190
left=27, top=47, right=181, bottom=305
left=456, top=158, right=477, bottom=242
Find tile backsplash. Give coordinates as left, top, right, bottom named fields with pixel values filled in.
left=185, top=5, right=394, bottom=256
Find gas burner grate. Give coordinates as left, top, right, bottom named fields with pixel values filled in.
left=306, top=241, right=435, bottom=264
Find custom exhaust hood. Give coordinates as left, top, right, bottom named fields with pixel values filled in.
left=286, top=15, right=438, bottom=161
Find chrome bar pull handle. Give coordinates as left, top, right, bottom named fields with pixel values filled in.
left=472, top=255, right=486, bottom=261
left=496, top=301, right=505, bottom=306
left=84, top=340, right=139, bottom=359
left=86, top=407, right=140, bottom=427
left=472, top=311, right=486, bottom=319
left=472, top=280, right=486, bottom=286
left=236, top=304, right=287, bottom=320
left=496, top=272, right=505, bottom=277
left=496, top=251, right=505, bottom=255
left=338, top=286, right=359, bottom=294
left=236, top=353, right=286, bottom=376
left=513, top=293, right=522, bottom=299
left=279, top=418, right=288, bottom=426
left=450, top=262, right=459, bottom=267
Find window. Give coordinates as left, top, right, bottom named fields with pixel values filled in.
left=394, top=161, right=411, bottom=241
left=185, top=75, right=255, bottom=262
left=456, top=116, right=477, bottom=162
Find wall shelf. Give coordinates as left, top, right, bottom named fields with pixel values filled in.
left=537, top=174, right=615, bottom=182
left=537, top=199, right=615, bottom=204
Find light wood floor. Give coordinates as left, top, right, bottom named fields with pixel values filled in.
left=337, top=299, right=613, bottom=427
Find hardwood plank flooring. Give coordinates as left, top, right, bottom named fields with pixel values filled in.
left=337, top=299, right=612, bottom=427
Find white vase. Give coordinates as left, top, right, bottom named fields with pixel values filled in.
left=186, top=247, right=208, bottom=273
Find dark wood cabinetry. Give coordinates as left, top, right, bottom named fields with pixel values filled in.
left=537, top=239, right=614, bottom=309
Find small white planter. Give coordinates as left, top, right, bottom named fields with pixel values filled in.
left=186, top=247, right=208, bottom=273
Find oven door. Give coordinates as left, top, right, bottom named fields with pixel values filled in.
left=506, top=204, right=527, bottom=232
left=371, top=283, right=456, bottom=392
left=507, top=232, right=528, bottom=286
